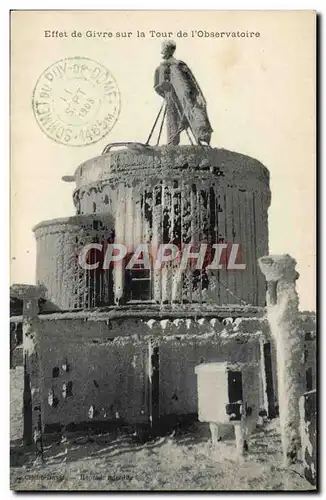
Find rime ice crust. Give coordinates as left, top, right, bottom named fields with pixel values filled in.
left=35, top=145, right=271, bottom=308
left=258, top=255, right=304, bottom=465
left=72, top=145, right=270, bottom=192
left=33, top=215, right=114, bottom=310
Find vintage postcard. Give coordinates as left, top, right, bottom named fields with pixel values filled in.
left=10, top=10, right=316, bottom=491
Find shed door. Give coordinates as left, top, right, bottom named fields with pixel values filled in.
left=227, top=371, right=243, bottom=403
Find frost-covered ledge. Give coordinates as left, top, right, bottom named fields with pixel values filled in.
left=10, top=303, right=316, bottom=334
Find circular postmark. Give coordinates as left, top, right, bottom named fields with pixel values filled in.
left=32, top=57, right=121, bottom=147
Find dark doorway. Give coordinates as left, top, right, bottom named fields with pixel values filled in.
left=306, top=367, right=313, bottom=391
left=148, top=343, right=160, bottom=433
left=263, top=342, right=277, bottom=418
left=227, top=370, right=243, bottom=403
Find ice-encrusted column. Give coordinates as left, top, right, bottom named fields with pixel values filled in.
left=258, top=254, right=303, bottom=465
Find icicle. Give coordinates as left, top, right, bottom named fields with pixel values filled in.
left=233, top=317, right=242, bottom=330
left=62, top=357, right=69, bottom=372
left=186, top=319, right=192, bottom=330
left=48, top=389, right=54, bottom=407
left=88, top=405, right=95, bottom=419
left=146, top=319, right=156, bottom=329
left=160, top=319, right=170, bottom=330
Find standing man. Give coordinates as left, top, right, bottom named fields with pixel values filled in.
left=154, top=40, right=213, bottom=146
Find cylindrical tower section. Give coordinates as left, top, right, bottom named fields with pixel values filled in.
left=69, top=144, right=270, bottom=306
left=33, top=214, right=114, bottom=310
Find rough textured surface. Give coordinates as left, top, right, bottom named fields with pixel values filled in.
left=45, top=145, right=271, bottom=307
left=33, top=215, right=114, bottom=309
left=299, top=390, right=316, bottom=486
left=10, top=305, right=316, bottom=432
left=12, top=286, right=44, bottom=449
left=10, top=369, right=312, bottom=492
left=259, top=255, right=304, bottom=465
left=21, top=142, right=316, bottom=487
left=72, top=145, right=270, bottom=191
left=22, top=315, right=265, bottom=430
left=10, top=367, right=24, bottom=442
left=11, top=306, right=315, bottom=435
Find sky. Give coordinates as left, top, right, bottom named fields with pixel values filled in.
left=10, top=10, right=315, bottom=311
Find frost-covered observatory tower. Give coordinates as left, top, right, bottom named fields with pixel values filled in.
left=33, top=144, right=270, bottom=310
left=12, top=42, right=314, bottom=441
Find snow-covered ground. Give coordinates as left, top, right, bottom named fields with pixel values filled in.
left=10, top=367, right=313, bottom=491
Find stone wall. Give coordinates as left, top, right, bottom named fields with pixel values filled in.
left=12, top=306, right=315, bottom=440
left=159, top=338, right=261, bottom=418
left=34, top=313, right=265, bottom=432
